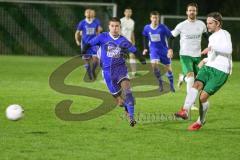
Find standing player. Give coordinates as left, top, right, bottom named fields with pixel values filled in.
left=175, top=12, right=232, bottom=131
left=171, top=3, right=208, bottom=109
left=75, top=8, right=101, bottom=80
left=82, top=17, right=146, bottom=127
left=142, top=11, right=175, bottom=92
left=120, top=7, right=137, bottom=77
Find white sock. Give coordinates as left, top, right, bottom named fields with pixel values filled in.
left=183, top=87, right=198, bottom=112
left=185, top=76, right=194, bottom=94
left=129, top=59, right=136, bottom=74
left=197, top=101, right=209, bottom=124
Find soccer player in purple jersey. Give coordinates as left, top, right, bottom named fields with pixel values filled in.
left=142, top=11, right=175, bottom=92
left=82, top=17, right=146, bottom=127
left=75, top=9, right=101, bottom=80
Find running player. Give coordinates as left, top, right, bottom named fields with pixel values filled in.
left=142, top=11, right=175, bottom=92
left=82, top=17, right=146, bottom=127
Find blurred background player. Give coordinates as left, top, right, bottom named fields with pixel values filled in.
left=82, top=17, right=146, bottom=127
left=171, top=3, right=208, bottom=110
left=175, top=12, right=232, bottom=131
left=120, top=7, right=137, bottom=77
left=75, top=8, right=101, bottom=80
left=142, top=11, right=175, bottom=92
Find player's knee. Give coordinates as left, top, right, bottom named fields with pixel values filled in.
left=193, top=81, right=203, bottom=90
left=199, top=93, right=208, bottom=103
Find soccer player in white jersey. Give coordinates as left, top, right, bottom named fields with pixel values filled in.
left=175, top=12, right=232, bottom=131
left=171, top=3, right=208, bottom=110
left=120, top=7, right=137, bottom=77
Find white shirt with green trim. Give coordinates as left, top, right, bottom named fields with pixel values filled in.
left=120, top=17, right=134, bottom=42
left=171, top=19, right=207, bottom=57
left=204, top=29, right=232, bottom=74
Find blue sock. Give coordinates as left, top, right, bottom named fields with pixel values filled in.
left=166, top=71, right=175, bottom=92
left=166, top=71, right=174, bottom=87
left=153, top=68, right=163, bottom=85
left=123, top=89, right=135, bottom=120
left=84, top=63, right=92, bottom=79
left=125, top=104, right=134, bottom=120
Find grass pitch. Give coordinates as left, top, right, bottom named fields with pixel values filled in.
left=0, top=55, right=239, bottom=160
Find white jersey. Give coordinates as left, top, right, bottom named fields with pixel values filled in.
left=120, top=17, right=134, bottom=42
left=171, top=19, right=207, bottom=57
left=204, top=29, right=232, bottom=74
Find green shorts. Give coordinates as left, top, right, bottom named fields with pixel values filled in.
left=196, top=66, right=229, bottom=95
left=180, top=55, right=201, bottom=75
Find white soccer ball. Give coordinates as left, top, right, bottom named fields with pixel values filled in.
left=6, top=104, right=24, bottom=121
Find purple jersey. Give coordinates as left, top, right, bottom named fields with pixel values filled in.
left=76, top=19, right=99, bottom=45
left=142, top=24, right=172, bottom=54
left=88, top=32, right=137, bottom=69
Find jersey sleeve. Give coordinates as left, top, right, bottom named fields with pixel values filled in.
left=88, top=34, right=102, bottom=46
left=142, top=25, right=148, bottom=37
left=128, top=44, right=137, bottom=53
left=76, top=21, right=84, bottom=31
left=171, top=23, right=181, bottom=37
left=95, top=18, right=101, bottom=27
left=211, top=31, right=232, bottom=54
left=120, top=37, right=137, bottom=53
left=164, top=25, right=172, bottom=38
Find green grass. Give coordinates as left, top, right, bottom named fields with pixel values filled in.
left=0, top=55, right=240, bottom=160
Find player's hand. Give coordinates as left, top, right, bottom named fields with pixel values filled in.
left=142, top=49, right=148, bottom=56
left=201, top=47, right=211, bottom=55
left=167, top=49, right=174, bottom=59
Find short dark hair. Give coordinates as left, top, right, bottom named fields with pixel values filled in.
left=150, top=11, right=160, bottom=16
left=125, top=7, right=132, bottom=11
left=109, top=17, right=121, bottom=24
left=186, top=2, right=198, bottom=11
left=207, top=12, right=223, bottom=27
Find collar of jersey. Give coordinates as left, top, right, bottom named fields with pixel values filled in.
left=109, top=32, right=120, bottom=40
left=85, top=18, right=93, bottom=24
left=150, top=24, right=159, bottom=30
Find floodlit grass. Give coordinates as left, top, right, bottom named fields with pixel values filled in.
left=0, top=55, right=239, bottom=160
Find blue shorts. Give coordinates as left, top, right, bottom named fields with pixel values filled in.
left=150, top=49, right=171, bottom=65
left=82, top=46, right=99, bottom=60
left=102, top=65, right=129, bottom=96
